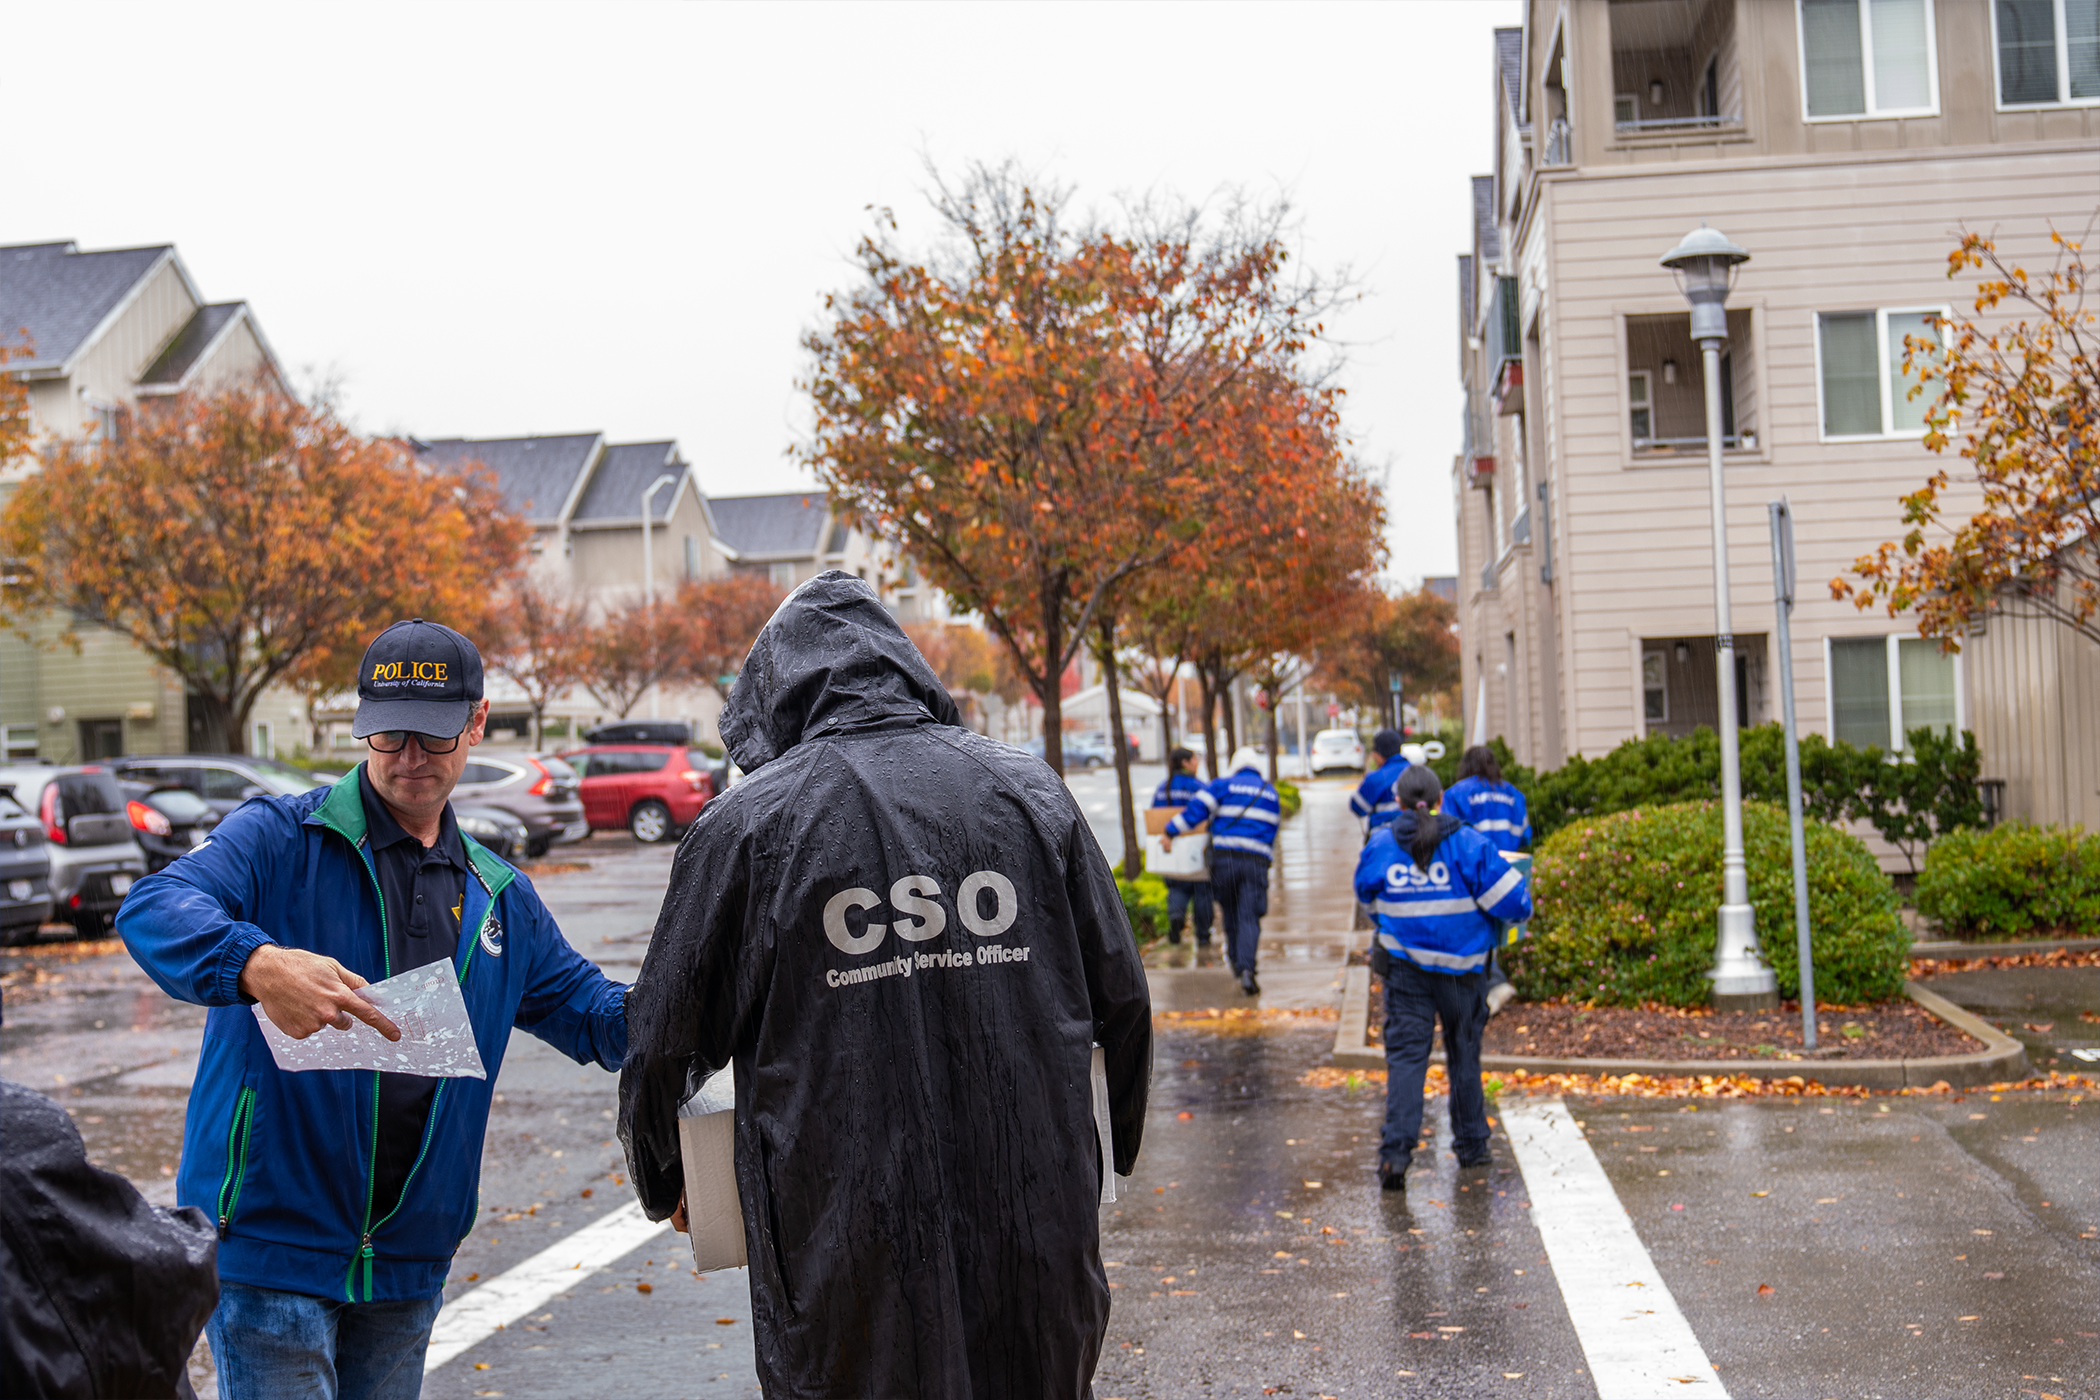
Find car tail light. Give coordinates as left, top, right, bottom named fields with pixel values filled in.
left=128, top=800, right=174, bottom=837
left=680, top=769, right=706, bottom=792
left=39, top=785, right=65, bottom=846
left=527, top=758, right=553, bottom=797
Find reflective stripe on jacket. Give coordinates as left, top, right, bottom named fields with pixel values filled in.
left=1168, top=765, right=1281, bottom=861
left=1353, top=819, right=1533, bottom=975
left=1151, top=772, right=1206, bottom=809
left=1349, top=755, right=1411, bottom=833
left=1444, top=776, right=1531, bottom=852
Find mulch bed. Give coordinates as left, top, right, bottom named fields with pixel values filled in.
left=1910, top=947, right=2100, bottom=975
left=1364, top=994, right=1979, bottom=1061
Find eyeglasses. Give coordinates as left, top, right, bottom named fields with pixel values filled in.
left=366, top=730, right=464, bottom=755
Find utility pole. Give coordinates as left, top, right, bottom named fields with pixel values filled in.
left=640, top=472, right=677, bottom=721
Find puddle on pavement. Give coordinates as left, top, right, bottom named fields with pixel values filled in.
left=1919, top=966, right=2100, bottom=1071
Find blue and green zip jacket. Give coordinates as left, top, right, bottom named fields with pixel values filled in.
left=116, top=766, right=627, bottom=1303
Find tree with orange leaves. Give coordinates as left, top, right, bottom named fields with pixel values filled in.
left=802, top=162, right=1347, bottom=774
left=1314, top=582, right=1461, bottom=728
left=1836, top=225, right=2099, bottom=646
left=1, top=333, right=31, bottom=465
left=675, top=573, right=785, bottom=700
left=0, top=387, right=528, bottom=753
left=484, top=576, right=593, bottom=750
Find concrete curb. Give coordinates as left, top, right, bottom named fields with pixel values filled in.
left=1909, top=936, right=2100, bottom=958
left=1330, top=965, right=2031, bottom=1089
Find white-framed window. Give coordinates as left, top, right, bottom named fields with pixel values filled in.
left=1815, top=306, right=1947, bottom=439
left=251, top=722, right=273, bottom=759
left=1615, top=93, right=1639, bottom=125
left=4, top=723, right=37, bottom=761
left=767, top=561, right=795, bottom=589
left=1826, top=634, right=1963, bottom=751
left=1628, top=370, right=1654, bottom=442
left=1799, top=0, right=1940, bottom=119
left=1642, top=652, right=1669, bottom=724
left=1993, top=0, right=2100, bottom=107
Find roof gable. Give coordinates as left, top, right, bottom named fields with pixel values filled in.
left=416, top=432, right=603, bottom=525
left=137, top=302, right=246, bottom=390
left=570, top=440, right=689, bottom=524
left=1495, top=27, right=1524, bottom=123
left=0, top=241, right=176, bottom=373
left=706, top=492, right=832, bottom=558
left=1471, top=176, right=1502, bottom=265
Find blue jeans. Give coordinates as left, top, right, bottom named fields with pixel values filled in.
left=1165, top=879, right=1213, bottom=941
left=1209, top=851, right=1269, bottom=974
left=208, top=1280, right=442, bottom=1400
left=1380, top=957, right=1491, bottom=1168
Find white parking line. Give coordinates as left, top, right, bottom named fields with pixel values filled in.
left=424, top=1201, right=673, bottom=1372
left=1501, top=1098, right=1729, bottom=1398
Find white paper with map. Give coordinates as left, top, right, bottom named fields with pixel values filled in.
left=252, top=958, right=486, bottom=1078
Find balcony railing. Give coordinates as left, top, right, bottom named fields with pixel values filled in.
left=1544, top=117, right=1572, bottom=166
left=1633, top=433, right=1755, bottom=453
left=1614, top=113, right=1741, bottom=134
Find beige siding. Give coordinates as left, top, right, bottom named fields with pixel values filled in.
left=565, top=480, right=722, bottom=603
left=71, top=257, right=196, bottom=405
left=0, top=614, right=187, bottom=760
left=1534, top=146, right=2100, bottom=758
left=1964, top=606, right=2100, bottom=830
left=191, top=316, right=273, bottom=392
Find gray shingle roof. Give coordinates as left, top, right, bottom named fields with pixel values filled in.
left=417, top=433, right=602, bottom=524
left=706, top=492, right=832, bottom=558
left=138, top=303, right=245, bottom=387
left=0, top=241, right=172, bottom=372
left=571, top=441, right=688, bottom=524
left=1496, top=27, right=1525, bottom=121
left=1472, top=176, right=1502, bottom=264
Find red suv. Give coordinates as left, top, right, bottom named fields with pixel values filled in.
left=558, top=745, right=714, bottom=844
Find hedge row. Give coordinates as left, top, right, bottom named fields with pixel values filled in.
left=1915, top=824, right=2100, bottom=939
left=1508, top=800, right=1910, bottom=1007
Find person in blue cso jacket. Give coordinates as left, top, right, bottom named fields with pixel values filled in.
left=1355, top=764, right=1531, bottom=1193
left=1349, top=728, right=1409, bottom=838
left=1164, top=747, right=1281, bottom=997
left=118, top=619, right=627, bottom=1400
left=1443, top=744, right=1533, bottom=1015
left=1150, top=746, right=1214, bottom=947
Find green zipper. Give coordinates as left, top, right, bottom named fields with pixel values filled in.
left=342, top=843, right=495, bottom=1301
left=215, top=1086, right=256, bottom=1238
left=347, top=837, right=390, bottom=1302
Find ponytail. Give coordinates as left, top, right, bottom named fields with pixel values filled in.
left=1393, top=765, right=1445, bottom=869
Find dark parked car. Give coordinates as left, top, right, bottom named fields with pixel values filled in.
left=107, top=754, right=327, bottom=817
left=1, top=793, right=55, bottom=944
left=0, top=767, right=148, bottom=937
left=583, top=721, right=693, bottom=745
left=114, top=781, right=221, bottom=874
left=452, top=802, right=529, bottom=863
left=453, top=754, right=588, bottom=858
left=557, top=745, right=714, bottom=843
left=1020, top=736, right=1110, bottom=769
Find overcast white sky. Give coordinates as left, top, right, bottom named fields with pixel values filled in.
left=7, top=0, right=1518, bottom=580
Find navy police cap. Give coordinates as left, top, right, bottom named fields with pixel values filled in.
left=351, top=618, right=484, bottom=739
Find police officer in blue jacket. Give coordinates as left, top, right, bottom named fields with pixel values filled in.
left=1349, top=729, right=1409, bottom=838
left=1151, top=747, right=1213, bottom=947
left=1354, top=765, right=1531, bottom=1191
left=1164, top=747, right=1281, bottom=996
left=118, top=620, right=628, bottom=1400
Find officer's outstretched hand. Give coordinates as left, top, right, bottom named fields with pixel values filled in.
left=239, top=944, right=403, bottom=1042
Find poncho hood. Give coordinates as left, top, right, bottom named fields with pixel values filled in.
left=718, top=569, right=962, bottom=773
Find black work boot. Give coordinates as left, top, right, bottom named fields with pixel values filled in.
left=1379, top=1158, right=1410, bottom=1191
left=1239, top=968, right=1260, bottom=996
left=1167, top=926, right=1183, bottom=945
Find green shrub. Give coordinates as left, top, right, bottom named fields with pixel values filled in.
left=1914, top=824, right=2100, bottom=939
left=1117, top=871, right=1169, bottom=944
left=1507, top=800, right=1909, bottom=1007
left=1274, top=779, right=1303, bottom=818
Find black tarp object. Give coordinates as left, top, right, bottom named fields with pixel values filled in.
left=0, top=1078, right=218, bottom=1399
left=619, top=571, right=1152, bottom=1400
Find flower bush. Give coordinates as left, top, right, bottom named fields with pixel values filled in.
left=1507, top=800, right=1909, bottom=1007
left=1914, top=824, right=2100, bottom=940
left=1117, top=870, right=1170, bottom=943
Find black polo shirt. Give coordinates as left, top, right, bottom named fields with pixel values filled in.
left=358, top=765, right=469, bottom=1225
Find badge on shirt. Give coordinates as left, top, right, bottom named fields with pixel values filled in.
left=479, top=915, right=504, bottom=958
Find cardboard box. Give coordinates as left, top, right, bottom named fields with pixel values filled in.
left=677, top=1068, right=747, bottom=1272
left=1143, top=808, right=1174, bottom=836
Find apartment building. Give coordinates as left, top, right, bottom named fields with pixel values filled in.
left=707, top=491, right=941, bottom=624
left=0, top=240, right=292, bottom=760
left=1455, top=1, right=2100, bottom=828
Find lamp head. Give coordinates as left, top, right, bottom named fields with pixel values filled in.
left=1661, top=223, right=1749, bottom=342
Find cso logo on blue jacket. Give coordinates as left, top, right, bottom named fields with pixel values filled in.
left=1385, top=860, right=1452, bottom=890
left=479, top=916, right=504, bottom=958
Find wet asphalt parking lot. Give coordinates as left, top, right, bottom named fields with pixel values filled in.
left=1, top=770, right=2095, bottom=1398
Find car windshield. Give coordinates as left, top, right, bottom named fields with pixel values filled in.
left=247, top=758, right=326, bottom=795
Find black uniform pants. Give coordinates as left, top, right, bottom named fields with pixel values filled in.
left=1208, top=850, right=1269, bottom=973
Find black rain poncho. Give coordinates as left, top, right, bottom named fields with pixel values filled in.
left=1, top=1078, right=218, bottom=1399
left=619, top=571, right=1152, bottom=1400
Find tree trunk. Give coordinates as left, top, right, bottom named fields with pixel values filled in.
left=1039, top=582, right=1066, bottom=776
left=1265, top=691, right=1281, bottom=786
left=1099, top=618, right=1141, bottom=882
left=1196, top=666, right=1220, bottom=779
left=529, top=704, right=543, bottom=753
left=1220, top=670, right=1239, bottom=762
